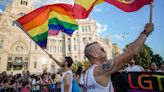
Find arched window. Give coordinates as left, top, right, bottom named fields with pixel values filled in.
left=8, top=57, right=12, bottom=62
left=10, top=41, right=28, bottom=52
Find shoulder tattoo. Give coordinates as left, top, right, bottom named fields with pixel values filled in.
left=101, top=59, right=115, bottom=71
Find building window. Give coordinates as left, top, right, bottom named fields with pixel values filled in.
left=20, top=0, right=23, bottom=4
left=34, top=62, right=37, bottom=68
left=88, top=26, right=91, bottom=32
left=83, top=37, right=86, bottom=43
left=58, top=46, right=60, bottom=52
left=54, top=46, right=56, bottom=52
left=82, top=26, right=85, bottom=32
left=89, top=37, right=92, bottom=41
left=24, top=62, right=28, bottom=70
left=74, top=38, right=76, bottom=43
left=68, top=38, right=70, bottom=43
left=50, top=46, right=52, bottom=53
left=60, top=46, right=62, bottom=52
left=8, top=57, right=12, bottom=62
left=55, top=40, right=56, bottom=44
left=35, top=45, right=37, bottom=50
left=85, top=26, right=87, bottom=32
left=16, top=46, right=23, bottom=52
left=68, top=44, right=71, bottom=51
left=7, top=62, right=12, bottom=71
left=74, top=56, right=77, bottom=61
left=26, top=1, right=28, bottom=5
left=74, top=45, right=76, bottom=51
left=0, top=40, right=4, bottom=48
left=23, top=1, right=26, bottom=5
left=14, top=57, right=22, bottom=64
left=24, top=58, right=28, bottom=62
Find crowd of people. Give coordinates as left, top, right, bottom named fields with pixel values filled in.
left=0, top=23, right=163, bottom=92
left=0, top=70, right=63, bottom=92
left=0, top=61, right=163, bottom=92
left=125, top=59, right=164, bottom=72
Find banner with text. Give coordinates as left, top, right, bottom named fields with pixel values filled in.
left=111, top=72, right=164, bottom=92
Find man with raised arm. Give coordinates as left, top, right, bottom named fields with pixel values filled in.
left=84, top=23, right=154, bottom=92
left=49, top=55, right=73, bottom=92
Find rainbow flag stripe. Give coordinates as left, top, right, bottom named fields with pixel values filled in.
left=15, top=4, right=78, bottom=48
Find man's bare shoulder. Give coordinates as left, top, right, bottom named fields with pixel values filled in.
left=64, top=73, right=72, bottom=79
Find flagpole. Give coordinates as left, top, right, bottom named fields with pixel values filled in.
left=149, top=1, right=153, bottom=23
left=42, top=48, right=50, bottom=56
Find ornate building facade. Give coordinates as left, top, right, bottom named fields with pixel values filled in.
left=0, top=0, right=113, bottom=74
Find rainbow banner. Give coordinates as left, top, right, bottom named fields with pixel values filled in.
left=96, top=0, right=153, bottom=12
left=15, top=4, right=78, bottom=49
left=112, top=72, right=164, bottom=92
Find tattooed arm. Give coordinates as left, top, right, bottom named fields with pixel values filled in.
left=100, top=23, right=154, bottom=75
left=100, top=59, right=115, bottom=72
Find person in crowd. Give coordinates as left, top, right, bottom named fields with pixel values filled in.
left=126, top=59, right=144, bottom=72
left=76, top=66, right=82, bottom=83
left=49, top=74, right=56, bottom=92
left=55, top=71, right=62, bottom=92
left=1, top=71, right=7, bottom=79
left=3, top=75, right=17, bottom=92
left=22, top=78, right=30, bottom=92
left=41, top=73, right=50, bottom=92
left=0, top=74, right=5, bottom=92
left=83, top=23, right=154, bottom=92
left=30, top=74, right=41, bottom=92
left=76, top=66, right=85, bottom=92
left=158, top=63, right=164, bottom=73
left=147, top=61, right=158, bottom=72
left=49, top=55, right=73, bottom=92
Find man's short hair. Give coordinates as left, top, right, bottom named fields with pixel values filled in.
left=84, top=42, right=98, bottom=61
left=65, top=57, right=73, bottom=67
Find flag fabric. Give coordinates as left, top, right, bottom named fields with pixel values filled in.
left=15, top=0, right=153, bottom=49
left=98, top=0, right=153, bottom=12
left=72, top=0, right=98, bottom=19
left=15, top=4, right=78, bottom=48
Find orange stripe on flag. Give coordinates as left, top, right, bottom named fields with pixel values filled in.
left=22, top=5, right=73, bottom=31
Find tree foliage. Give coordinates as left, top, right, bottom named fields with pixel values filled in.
left=125, top=44, right=163, bottom=69
left=134, top=44, right=153, bottom=68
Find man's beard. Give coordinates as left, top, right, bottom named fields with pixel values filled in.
left=61, top=63, right=65, bottom=67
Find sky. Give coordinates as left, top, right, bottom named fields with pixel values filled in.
left=0, top=0, right=163, bottom=59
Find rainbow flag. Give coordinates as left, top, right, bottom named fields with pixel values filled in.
left=96, top=0, right=153, bottom=12
left=72, top=0, right=98, bottom=19
left=15, top=4, right=78, bottom=49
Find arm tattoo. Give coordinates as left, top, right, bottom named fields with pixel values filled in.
left=101, top=59, right=114, bottom=71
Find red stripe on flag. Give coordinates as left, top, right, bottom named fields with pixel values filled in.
left=105, top=0, right=153, bottom=12
left=72, top=2, right=97, bottom=19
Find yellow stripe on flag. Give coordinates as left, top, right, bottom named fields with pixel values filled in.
left=75, top=0, right=97, bottom=10
left=28, top=21, right=48, bottom=37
